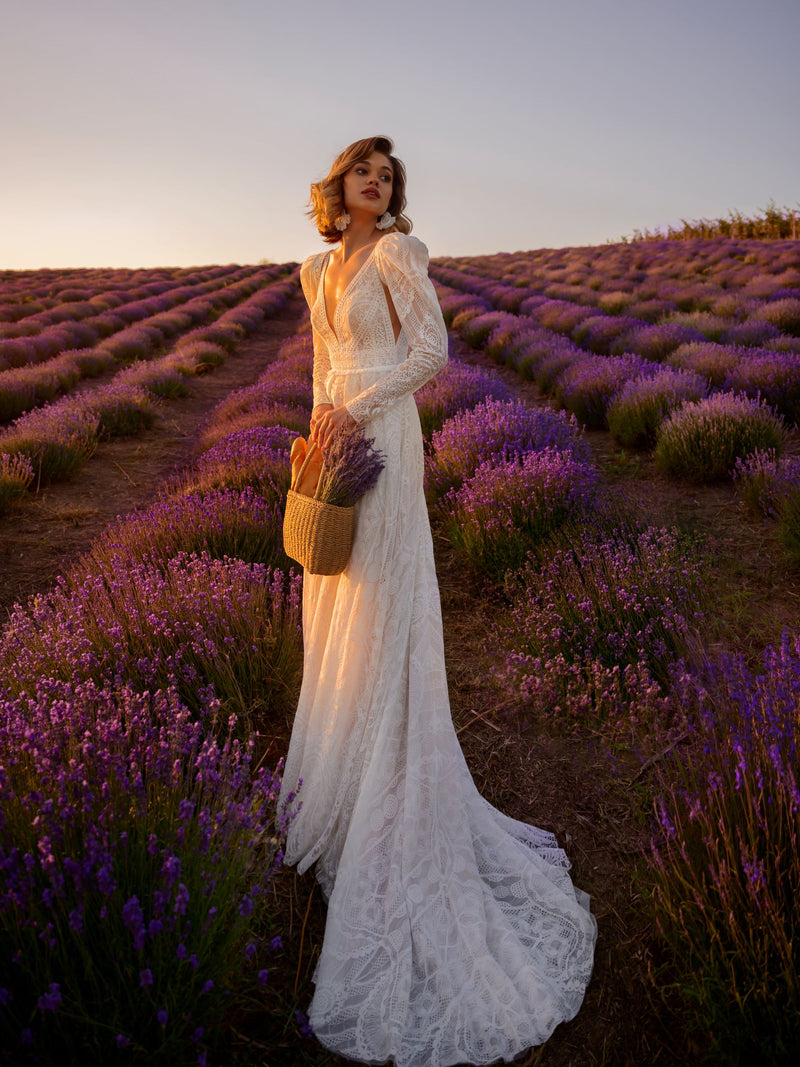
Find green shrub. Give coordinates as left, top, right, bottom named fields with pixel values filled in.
left=654, top=393, right=786, bottom=482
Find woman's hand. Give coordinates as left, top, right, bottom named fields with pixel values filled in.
left=310, top=404, right=333, bottom=444
left=311, top=404, right=357, bottom=451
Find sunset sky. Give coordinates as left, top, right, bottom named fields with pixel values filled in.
left=2, top=0, right=798, bottom=269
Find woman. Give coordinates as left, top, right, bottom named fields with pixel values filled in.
left=278, top=135, right=596, bottom=1066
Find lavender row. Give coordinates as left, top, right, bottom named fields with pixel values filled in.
left=0, top=264, right=297, bottom=421
left=433, top=279, right=797, bottom=483
left=428, top=319, right=800, bottom=1054
left=0, top=326, right=324, bottom=1060
left=431, top=240, right=800, bottom=432
left=0, top=274, right=298, bottom=502
left=433, top=239, right=800, bottom=333
left=0, top=264, right=280, bottom=369
left=0, top=263, right=254, bottom=331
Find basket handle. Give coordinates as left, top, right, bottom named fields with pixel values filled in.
left=292, top=438, right=323, bottom=493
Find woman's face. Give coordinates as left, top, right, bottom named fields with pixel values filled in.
left=342, top=151, right=393, bottom=219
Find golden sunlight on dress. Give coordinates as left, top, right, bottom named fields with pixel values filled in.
left=278, top=232, right=596, bottom=1067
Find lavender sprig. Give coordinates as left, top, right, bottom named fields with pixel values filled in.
left=315, top=428, right=385, bottom=507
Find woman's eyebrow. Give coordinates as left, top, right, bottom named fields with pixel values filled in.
left=359, top=160, right=393, bottom=174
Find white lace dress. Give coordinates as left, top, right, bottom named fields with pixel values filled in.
left=278, top=233, right=597, bottom=1066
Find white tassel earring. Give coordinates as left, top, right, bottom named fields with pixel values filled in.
left=375, top=212, right=396, bottom=230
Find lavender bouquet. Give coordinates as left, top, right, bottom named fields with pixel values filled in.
left=314, top=428, right=386, bottom=507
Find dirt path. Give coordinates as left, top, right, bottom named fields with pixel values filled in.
left=0, top=293, right=307, bottom=618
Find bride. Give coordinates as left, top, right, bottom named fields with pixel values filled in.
left=278, top=135, right=597, bottom=1066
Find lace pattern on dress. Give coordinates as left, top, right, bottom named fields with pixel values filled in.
left=281, top=232, right=596, bottom=1067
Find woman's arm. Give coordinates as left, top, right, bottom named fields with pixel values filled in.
left=344, top=234, right=448, bottom=426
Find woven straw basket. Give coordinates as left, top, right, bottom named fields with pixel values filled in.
left=283, top=489, right=355, bottom=575
left=283, top=441, right=355, bottom=575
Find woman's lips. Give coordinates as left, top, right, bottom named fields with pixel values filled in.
left=362, top=189, right=379, bottom=199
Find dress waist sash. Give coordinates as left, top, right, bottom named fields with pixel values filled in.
left=327, top=363, right=398, bottom=377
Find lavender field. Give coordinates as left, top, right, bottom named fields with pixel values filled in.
left=1, top=237, right=799, bottom=1065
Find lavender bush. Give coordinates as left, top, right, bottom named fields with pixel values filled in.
left=437, top=292, right=489, bottom=326
left=114, top=356, right=193, bottom=399
left=654, top=393, right=787, bottom=482
left=88, top=383, right=160, bottom=439
left=607, top=367, right=708, bottom=449
left=0, top=552, right=303, bottom=724
left=0, top=405, right=100, bottom=483
left=0, top=452, right=34, bottom=512
left=667, top=342, right=743, bottom=387
left=649, top=636, right=800, bottom=1063
left=502, top=523, right=706, bottom=732
left=612, top=321, right=705, bottom=359
left=732, top=449, right=800, bottom=518
left=459, top=311, right=514, bottom=349
left=724, top=351, right=800, bottom=425
left=751, top=296, right=800, bottom=336
left=443, top=449, right=597, bottom=577
left=199, top=403, right=310, bottom=451
left=425, top=398, right=589, bottom=500
left=0, top=679, right=293, bottom=1065
left=93, top=487, right=290, bottom=570
left=571, top=314, right=641, bottom=355
left=184, top=426, right=296, bottom=504
left=414, top=358, right=512, bottom=437
left=555, top=354, right=647, bottom=430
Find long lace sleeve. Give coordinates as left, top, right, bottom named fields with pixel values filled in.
left=345, top=234, right=447, bottom=426
left=300, top=253, right=333, bottom=409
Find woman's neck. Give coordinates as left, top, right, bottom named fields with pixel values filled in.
left=338, top=214, right=381, bottom=262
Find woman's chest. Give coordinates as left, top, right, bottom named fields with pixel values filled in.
left=316, top=262, right=399, bottom=349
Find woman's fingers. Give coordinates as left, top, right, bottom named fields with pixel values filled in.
left=313, top=406, right=356, bottom=450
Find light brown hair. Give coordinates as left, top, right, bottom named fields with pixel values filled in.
left=308, top=135, right=412, bottom=244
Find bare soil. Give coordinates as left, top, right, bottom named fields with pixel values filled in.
left=2, top=315, right=796, bottom=1065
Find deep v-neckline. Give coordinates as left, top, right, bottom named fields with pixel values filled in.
left=320, top=239, right=382, bottom=340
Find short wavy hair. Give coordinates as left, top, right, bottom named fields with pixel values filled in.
left=308, top=135, right=412, bottom=244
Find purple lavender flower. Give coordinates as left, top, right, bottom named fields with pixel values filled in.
left=444, top=448, right=598, bottom=576
left=314, top=429, right=386, bottom=507
left=37, top=982, right=62, bottom=1012
left=554, top=354, right=649, bottom=429
left=415, top=356, right=512, bottom=437
left=426, top=398, right=588, bottom=498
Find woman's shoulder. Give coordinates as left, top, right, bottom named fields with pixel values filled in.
left=299, top=250, right=330, bottom=300
left=301, top=249, right=330, bottom=279
left=374, top=232, right=430, bottom=272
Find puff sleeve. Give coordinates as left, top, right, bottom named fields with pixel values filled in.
left=300, top=253, right=333, bottom=409
left=345, top=234, right=448, bottom=426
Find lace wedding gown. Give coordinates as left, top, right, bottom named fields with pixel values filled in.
left=278, top=233, right=597, bottom=1066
